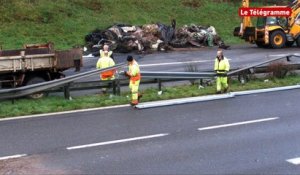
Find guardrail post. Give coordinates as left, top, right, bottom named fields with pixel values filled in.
left=200, top=79, right=203, bottom=86
left=64, top=83, right=71, bottom=100
left=112, top=80, right=116, bottom=95
left=158, top=79, right=162, bottom=91
left=116, top=79, right=121, bottom=96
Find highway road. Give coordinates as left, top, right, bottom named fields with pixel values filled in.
left=73, top=44, right=300, bottom=74
left=1, top=89, right=300, bottom=174
left=57, top=44, right=300, bottom=97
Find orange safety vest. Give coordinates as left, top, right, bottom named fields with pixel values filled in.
left=96, top=56, right=115, bottom=79
left=101, top=70, right=116, bottom=79
left=130, top=72, right=141, bottom=82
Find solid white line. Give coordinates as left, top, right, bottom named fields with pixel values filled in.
left=269, top=54, right=290, bottom=57
left=233, top=85, right=300, bottom=96
left=139, top=59, right=218, bottom=67
left=0, top=104, right=130, bottom=122
left=287, top=157, right=300, bottom=165
left=0, top=154, right=27, bottom=160
left=198, top=117, right=279, bottom=131
left=2, top=81, right=296, bottom=121
left=67, top=133, right=169, bottom=150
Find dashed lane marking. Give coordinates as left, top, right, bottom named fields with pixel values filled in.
left=0, top=154, right=27, bottom=160
left=287, top=157, right=300, bottom=165
left=198, top=117, right=279, bottom=131
left=67, top=133, right=169, bottom=150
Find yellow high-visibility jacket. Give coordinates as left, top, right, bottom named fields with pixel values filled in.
left=96, top=56, right=115, bottom=79
left=128, top=60, right=141, bottom=82
left=100, top=50, right=113, bottom=58
left=214, top=57, right=230, bottom=74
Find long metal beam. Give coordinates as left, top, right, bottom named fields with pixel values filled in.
left=0, top=63, right=126, bottom=100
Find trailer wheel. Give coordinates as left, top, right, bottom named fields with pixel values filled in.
left=270, top=30, right=286, bottom=49
left=26, top=77, right=48, bottom=99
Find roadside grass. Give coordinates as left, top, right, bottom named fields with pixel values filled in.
left=1, top=75, right=300, bottom=118
left=0, top=0, right=270, bottom=50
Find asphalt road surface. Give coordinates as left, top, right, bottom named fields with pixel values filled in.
left=1, top=89, right=300, bottom=174
left=66, top=44, right=300, bottom=77
left=57, top=44, right=300, bottom=97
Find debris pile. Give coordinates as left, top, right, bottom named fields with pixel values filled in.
left=85, top=20, right=230, bottom=55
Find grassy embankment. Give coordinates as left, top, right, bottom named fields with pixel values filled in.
left=1, top=75, right=300, bottom=118
left=0, top=0, right=245, bottom=50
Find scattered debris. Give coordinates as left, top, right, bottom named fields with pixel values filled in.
left=85, top=20, right=230, bottom=55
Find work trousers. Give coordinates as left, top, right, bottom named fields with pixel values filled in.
left=129, top=80, right=140, bottom=104
left=216, top=76, right=228, bottom=92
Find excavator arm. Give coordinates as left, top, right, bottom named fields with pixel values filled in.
left=239, top=0, right=253, bottom=35
left=233, top=0, right=256, bottom=43
left=288, top=0, right=300, bottom=42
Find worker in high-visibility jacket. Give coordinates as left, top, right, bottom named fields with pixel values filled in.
left=96, top=50, right=116, bottom=94
left=214, top=49, right=230, bottom=94
left=96, top=50, right=115, bottom=80
left=125, top=55, right=142, bottom=106
left=100, top=44, right=114, bottom=60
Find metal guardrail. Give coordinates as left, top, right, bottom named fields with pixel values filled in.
left=47, top=61, right=300, bottom=99
left=141, top=71, right=215, bottom=79
left=228, top=53, right=300, bottom=76
left=1, top=53, right=300, bottom=101
left=0, top=63, right=126, bottom=100
left=45, top=71, right=216, bottom=97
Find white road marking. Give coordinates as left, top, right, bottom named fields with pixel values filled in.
left=82, top=54, right=94, bottom=58
left=287, top=157, right=300, bottom=165
left=139, top=59, right=221, bottom=67
left=0, top=104, right=130, bottom=122
left=67, top=133, right=169, bottom=150
left=198, top=117, right=279, bottom=131
left=269, top=54, right=290, bottom=57
left=0, top=154, right=27, bottom=160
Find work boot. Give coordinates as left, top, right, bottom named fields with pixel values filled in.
left=130, top=102, right=138, bottom=107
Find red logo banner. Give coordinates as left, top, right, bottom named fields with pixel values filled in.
left=239, top=7, right=292, bottom=17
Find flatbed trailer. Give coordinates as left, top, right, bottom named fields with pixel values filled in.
left=0, top=43, right=82, bottom=98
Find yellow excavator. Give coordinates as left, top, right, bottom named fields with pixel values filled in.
left=234, top=0, right=300, bottom=48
